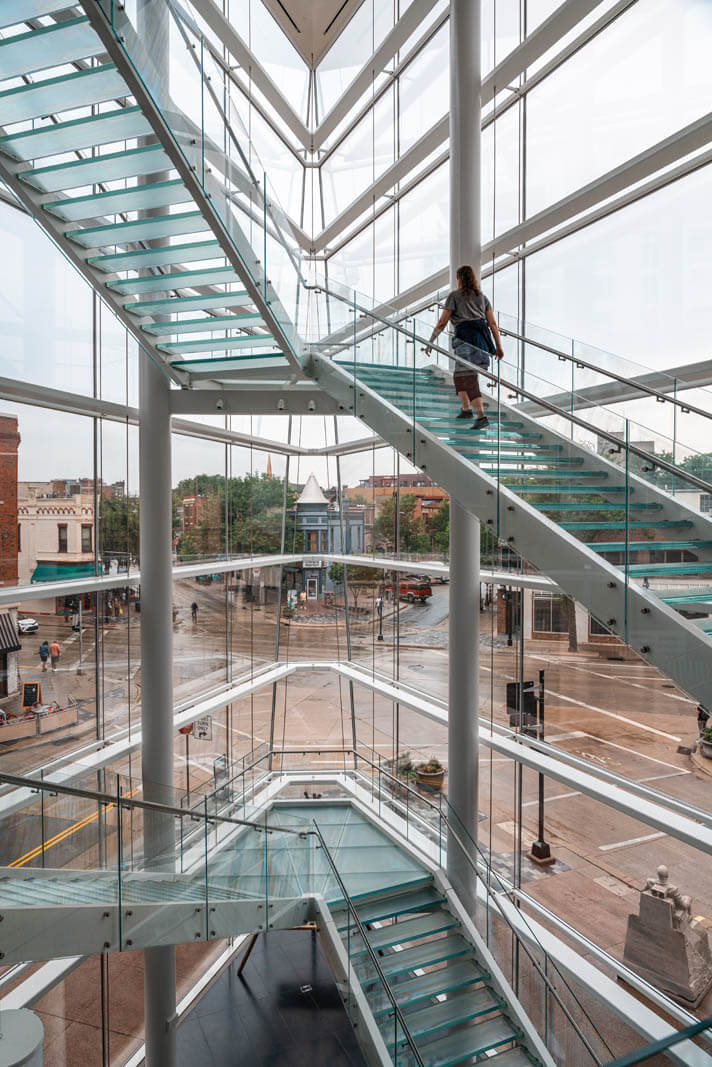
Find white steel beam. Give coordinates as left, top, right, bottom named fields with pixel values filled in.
left=187, top=0, right=310, bottom=147
left=313, top=0, right=441, bottom=149
left=0, top=553, right=556, bottom=609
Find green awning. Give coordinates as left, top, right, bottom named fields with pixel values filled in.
left=31, top=563, right=98, bottom=583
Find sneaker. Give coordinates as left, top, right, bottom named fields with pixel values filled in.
left=472, top=416, right=490, bottom=430
left=456, top=409, right=473, bottom=419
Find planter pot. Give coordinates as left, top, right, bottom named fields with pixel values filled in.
left=701, top=740, right=712, bottom=760
left=416, top=769, right=445, bottom=789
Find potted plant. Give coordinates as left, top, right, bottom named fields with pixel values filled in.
left=700, top=727, right=712, bottom=760
left=416, top=757, right=445, bottom=788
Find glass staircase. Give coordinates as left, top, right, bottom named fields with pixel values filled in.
left=329, top=879, right=538, bottom=1066
left=0, top=1, right=302, bottom=385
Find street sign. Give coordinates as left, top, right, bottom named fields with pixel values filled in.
left=194, top=715, right=212, bottom=741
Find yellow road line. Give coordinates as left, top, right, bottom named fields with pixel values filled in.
left=10, top=788, right=140, bottom=868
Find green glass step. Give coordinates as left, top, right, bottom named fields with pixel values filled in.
left=333, top=884, right=443, bottom=929
left=107, top=265, right=239, bottom=296
left=534, top=501, right=661, bottom=511
left=629, top=563, right=712, bottom=576
left=140, top=313, right=263, bottom=338
left=0, top=106, right=151, bottom=162
left=0, top=18, right=102, bottom=81
left=508, top=483, right=620, bottom=493
left=170, top=355, right=287, bottom=374
left=0, top=64, right=126, bottom=127
left=67, top=210, right=209, bottom=250
left=0, top=1, right=75, bottom=30
left=434, top=435, right=559, bottom=452
left=89, top=239, right=222, bottom=273
left=371, top=960, right=488, bottom=1017
left=45, top=179, right=190, bottom=223
left=561, top=520, right=692, bottom=531
left=460, top=455, right=584, bottom=467
left=390, top=988, right=502, bottom=1045
left=125, top=291, right=253, bottom=317
left=159, top=334, right=275, bottom=355
left=20, top=143, right=170, bottom=194
left=418, top=1015, right=519, bottom=1066
left=358, top=934, right=471, bottom=982
left=467, top=1047, right=532, bottom=1066
left=348, top=911, right=458, bottom=956
left=661, top=592, right=712, bottom=605
left=588, top=540, right=712, bottom=553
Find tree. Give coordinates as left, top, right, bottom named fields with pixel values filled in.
left=428, top=499, right=449, bottom=554
left=561, top=595, right=578, bottom=652
left=374, top=494, right=429, bottom=553
left=328, top=562, right=381, bottom=609
left=172, top=473, right=296, bottom=556
left=99, top=496, right=140, bottom=563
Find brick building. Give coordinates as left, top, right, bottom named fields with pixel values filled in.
left=343, top=473, right=448, bottom=547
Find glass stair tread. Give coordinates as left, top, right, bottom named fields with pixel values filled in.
left=0, top=1, right=77, bottom=31
left=0, top=64, right=127, bottom=127
left=20, top=142, right=169, bottom=193
left=534, top=501, right=662, bottom=511
left=370, top=961, right=488, bottom=1017
left=662, top=592, right=712, bottom=605
left=588, top=540, right=712, bottom=553
left=629, top=563, right=712, bottom=576
left=388, top=988, right=502, bottom=1045
left=170, top=355, right=288, bottom=374
left=461, top=455, right=584, bottom=466
left=140, top=314, right=264, bottom=338
left=107, top=265, right=239, bottom=296
left=333, top=884, right=443, bottom=928
left=45, top=179, right=189, bottom=223
left=560, top=520, right=692, bottom=531
left=89, top=239, right=222, bottom=273
left=357, top=934, right=471, bottom=981
left=0, top=18, right=102, bottom=81
left=348, top=911, right=458, bottom=956
left=417, top=1014, right=519, bottom=1066
left=0, top=106, right=152, bottom=162
left=159, top=335, right=276, bottom=355
left=434, top=437, right=559, bottom=453
left=508, top=484, right=621, bottom=493
left=66, top=210, right=210, bottom=250
left=124, top=292, right=253, bottom=317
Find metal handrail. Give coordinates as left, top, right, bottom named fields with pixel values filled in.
left=497, top=323, right=712, bottom=425
left=375, top=292, right=712, bottom=428
left=306, top=282, right=712, bottom=496
left=604, top=1015, right=712, bottom=1066
left=0, top=769, right=306, bottom=838
left=310, top=820, right=426, bottom=1067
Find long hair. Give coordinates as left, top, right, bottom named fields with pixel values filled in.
left=456, top=265, right=480, bottom=295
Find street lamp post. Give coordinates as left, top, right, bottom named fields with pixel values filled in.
left=376, top=595, right=384, bottom=641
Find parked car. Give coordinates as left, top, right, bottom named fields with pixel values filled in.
left=386, top=578, right=432, bottom=604
left=17, top=617, right=39, bottom=634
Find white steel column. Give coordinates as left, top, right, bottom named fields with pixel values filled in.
left=447, top=0, right=482, bottom=902
left=136, top=2, right=176, bottom=1064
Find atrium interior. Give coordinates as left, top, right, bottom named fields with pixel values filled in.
left=0, top=1, right=711, bottom=1064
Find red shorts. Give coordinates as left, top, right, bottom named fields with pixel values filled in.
left=453, top=370, right=481, bottom=401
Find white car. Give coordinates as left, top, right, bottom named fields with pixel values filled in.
left=17, top=617, right=39, bottom=635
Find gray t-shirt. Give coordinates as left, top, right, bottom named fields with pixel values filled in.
left=444, top=288, right=491, bottom=327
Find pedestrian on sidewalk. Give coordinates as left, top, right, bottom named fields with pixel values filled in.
left=49, top=639, right=60, bottom=672
left=191, top=601, right=198, bottom=623
left=425, top=265, right=504, bottom=430
left=38, top=640, right=49, bottom=672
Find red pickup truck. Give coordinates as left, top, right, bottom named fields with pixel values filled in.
left=385, top=577, right=433, bottom=603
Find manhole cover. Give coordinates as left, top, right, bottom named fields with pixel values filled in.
left=409, top=664, right=424, bottom=671
left=300, top=985, right=312, bottom=994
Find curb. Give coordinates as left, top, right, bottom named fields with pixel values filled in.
left=691, top=749, right=712, bottom=779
